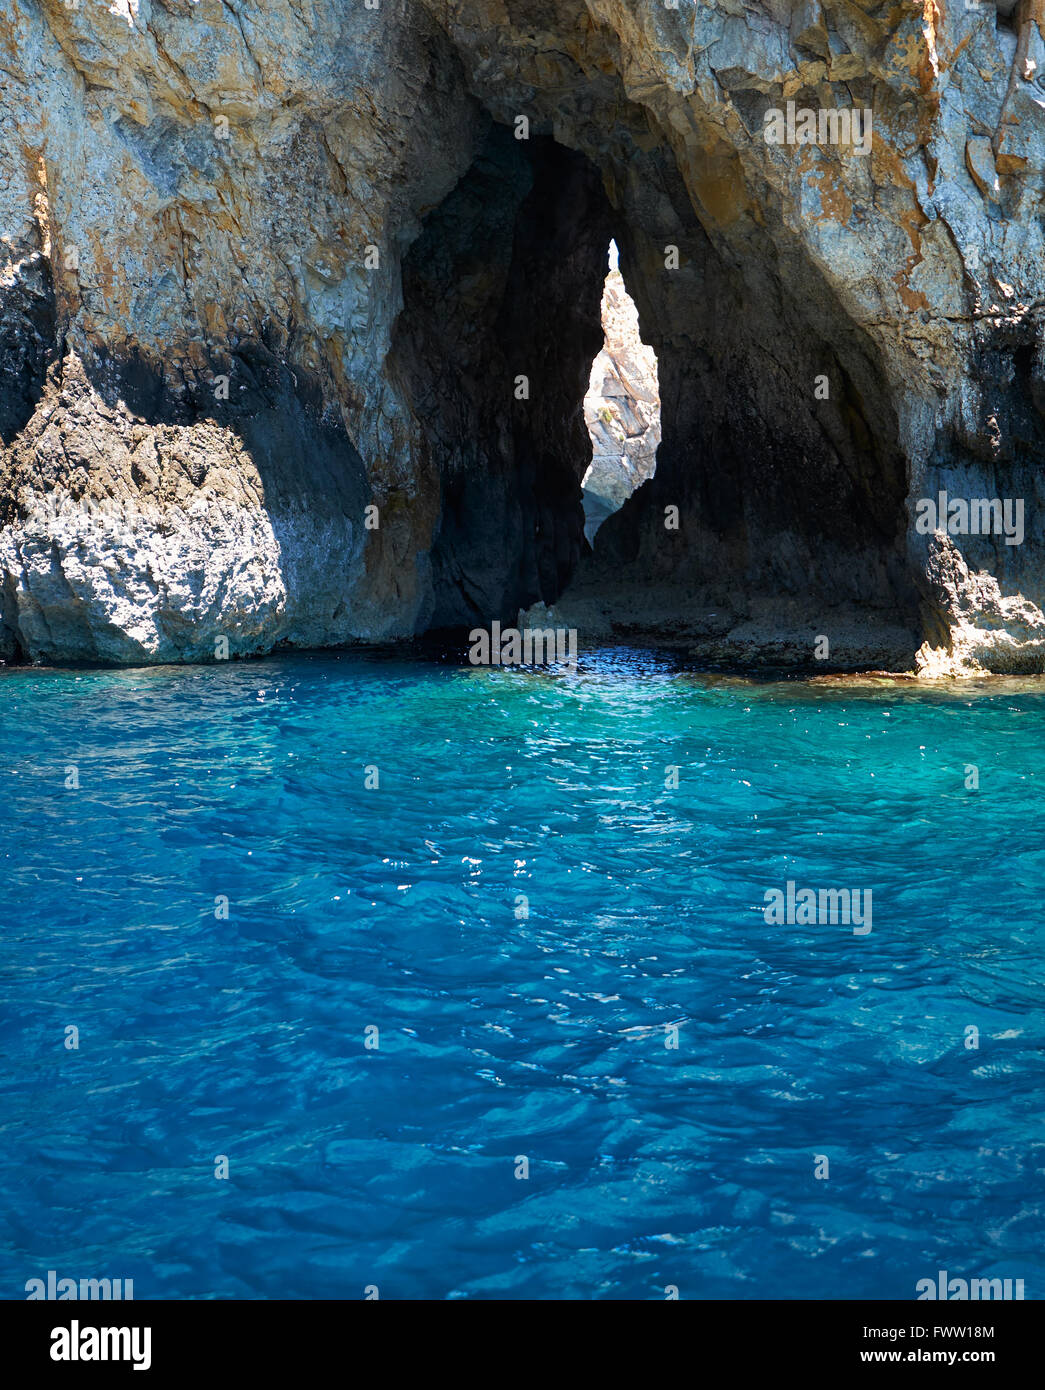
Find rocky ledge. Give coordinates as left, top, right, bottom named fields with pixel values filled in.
left=2, top=1, right=1045, bottom=673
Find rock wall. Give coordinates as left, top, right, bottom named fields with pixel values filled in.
left=1, top=1, right=1044, bottom=671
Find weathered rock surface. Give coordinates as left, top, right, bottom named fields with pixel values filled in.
left=1, top=1, right=1044, bottom=671
left=582, top=244, right=661, bottom=544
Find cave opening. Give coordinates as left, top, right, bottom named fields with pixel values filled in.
left=390, top=123, right=616, bottom=633
left=391, top=118, right=921, bottom=668
left=581, top=240, right=661, bottom=546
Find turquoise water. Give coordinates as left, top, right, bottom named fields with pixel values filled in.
left=1, top=648, right=1043, bottom=1300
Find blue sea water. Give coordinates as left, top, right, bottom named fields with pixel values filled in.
left=1, top=647, right=1043, bottom=1301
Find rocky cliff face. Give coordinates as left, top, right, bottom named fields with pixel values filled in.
left=582, top=246, right=661, bottom=545
left=1, top=0, right=1044, bottom=671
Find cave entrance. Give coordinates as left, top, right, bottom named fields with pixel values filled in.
left=581, top=241, right=660, bottom=545
left=397, top=123, right=919, bottom=667
left=392, top=125, right=617, bottom=631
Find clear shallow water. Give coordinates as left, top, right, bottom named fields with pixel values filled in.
left=1, top=647, right=1043, bottom=1300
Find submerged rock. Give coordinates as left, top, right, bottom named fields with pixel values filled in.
left=0, top=1, right=1044, bottom=672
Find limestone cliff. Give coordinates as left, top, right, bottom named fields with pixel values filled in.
left=1, top=1, right=1044, bottom=672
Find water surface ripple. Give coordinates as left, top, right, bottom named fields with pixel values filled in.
left=1, top=650, right=1042, bottom=1299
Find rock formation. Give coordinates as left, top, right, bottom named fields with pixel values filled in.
left=1, top=1, right=1044, bottom=672
left=582, top=243, right=661, bottom=545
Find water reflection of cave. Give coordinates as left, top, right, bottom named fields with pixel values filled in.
left=581, top=240, right=661, bottom=546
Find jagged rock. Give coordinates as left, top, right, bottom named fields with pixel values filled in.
left=0, top=1, right=1044, bottom=671
left=582, top=245, right=661, bottom=544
